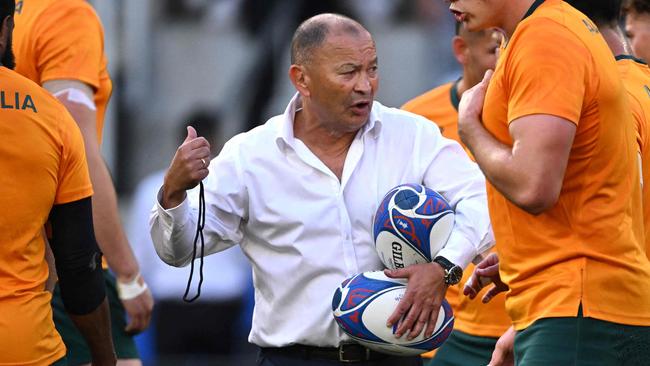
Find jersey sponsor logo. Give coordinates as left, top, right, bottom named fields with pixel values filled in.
left=582, top=19, right=599, bottom=34
left=0, top=91, right=37, bottom=112
left=645, top=85, right=650, bottom=99
left=15, top=1, right=23, bottom=14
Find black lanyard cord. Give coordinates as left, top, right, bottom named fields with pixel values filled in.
left=183, top=181, right=206, bottom=302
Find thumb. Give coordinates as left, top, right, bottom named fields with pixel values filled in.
left=481, top=69, right=494, bottom=86
left=384, top=267, right=409, bottom=279
left=184, top=126, right=198, bottom=143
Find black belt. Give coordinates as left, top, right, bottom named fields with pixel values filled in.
left=261, top=343, right=389, bottom=363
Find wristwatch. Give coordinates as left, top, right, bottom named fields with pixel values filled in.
left=433, top=256, right=463, bottom=285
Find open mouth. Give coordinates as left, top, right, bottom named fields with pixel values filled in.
left=450, top=9, right=467, bottom=22
left=350, top=101, right=371, bottom=114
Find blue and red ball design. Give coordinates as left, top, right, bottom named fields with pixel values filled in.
left=373, top=184, right=455, bottom=268
left=332, top=272, right=455, bottom=356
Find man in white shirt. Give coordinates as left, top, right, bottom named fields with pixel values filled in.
left=150, top=13, right=493, bottom=365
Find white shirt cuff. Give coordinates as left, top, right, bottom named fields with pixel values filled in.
left=437, top=232, right=477, bottom=270
left=155, top=186, right=189, bottom=230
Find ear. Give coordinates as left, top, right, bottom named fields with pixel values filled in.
left=451, top=35, right=468, bottom=66
left=288, top=64, right=311, bottom=97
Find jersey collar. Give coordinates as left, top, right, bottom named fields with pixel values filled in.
left=615, top=54, right=649, bottom=65
left=450, top=78, right=461, bottom=112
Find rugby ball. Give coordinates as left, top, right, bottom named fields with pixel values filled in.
left=332, top=271, right=454, bottom=356
left=373, top=184, right=454, bottom=269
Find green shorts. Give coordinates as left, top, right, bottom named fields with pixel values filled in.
left=51, top=270, right=139, bottom=365
left=425, top=330, right=498, bottom=366
left=515, top=307, right=650, bottom=365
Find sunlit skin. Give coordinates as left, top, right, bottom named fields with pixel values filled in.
left=625, top=10, right=650, bottom=62
left=454, top=28, right=500, bottom=96
left=291, top=29, right=378, bottom=141
left=447, top=0, right=535, bottom=38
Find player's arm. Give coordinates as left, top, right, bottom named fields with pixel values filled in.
left=49, top=197, right=116, bottom=366
left=459, top=72, right=576, bottom=215
left=43, top=79, right=153, bottom=334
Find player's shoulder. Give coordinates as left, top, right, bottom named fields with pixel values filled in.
left=0, top=67, right=62, bottom=108
left=45, top=0, right=98, bottom=16
left=524, top=0, right=582, bottom=25
left=27, top=0, right=101, bottom=31
left=401, top=83, right=453, bottom=114
left=505, top=1, right=601, bottom=71
left=630, top=58, right=650, bottom=81
left=0, top=68, right=78, bottom=138
left=18, top=0, right=97, bottom=19
left=516, top=0, right=598, bottom=42
left=618, top=57, right=650, bottom=90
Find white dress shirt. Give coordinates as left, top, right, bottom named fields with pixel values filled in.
left=150, top=94, right=494, bottom=348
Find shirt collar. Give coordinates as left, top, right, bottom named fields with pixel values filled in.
left=274, top=93, right=383, bottom=152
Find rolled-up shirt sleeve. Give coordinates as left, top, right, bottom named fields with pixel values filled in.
left=421, top=125, right=495, bottom=269
left=149, top=138, right=248, bottom=267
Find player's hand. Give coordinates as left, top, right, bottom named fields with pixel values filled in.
left=458, top=69, right=493, bottom=146
left=161, top=126, right=211, bottom=208
left=488, top=326, right=515, bottom=366
left=119, top=276, right=154, bottom=335
left=384, top=262, right=447, bottom=340
left=463, top=252, right=508, bottom=303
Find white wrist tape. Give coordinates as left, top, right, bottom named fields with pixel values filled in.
left=116, top=273, right=148, bottom=300
left=52, top=87, right=97, bottom=111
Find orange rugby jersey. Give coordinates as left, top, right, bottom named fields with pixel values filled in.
left=13, top=0, right=113, bottom=144
left=402, top=83, right=510, bottom=339
left=402, top=81, right=462, bottom=142
left=617, top=56, right=650, bottom=258
left=482, top=0, right=650, bottom=330
left=0, top=67, right=93, bottom=365
left=14, top=0, right=112, bottom=269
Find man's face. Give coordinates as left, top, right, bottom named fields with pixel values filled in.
left=303, top=30, right=378, bottom=133
left=464, top=29, right=499, bottom=79
left=625, top=11, right=650, bottom=62
left=448, top=0, right=501, bottom=32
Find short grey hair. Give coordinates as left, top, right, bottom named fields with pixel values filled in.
left=290, top=13, right=365, bottom=65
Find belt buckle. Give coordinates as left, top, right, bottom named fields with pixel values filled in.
left=338, top=343, right=369, bottom=363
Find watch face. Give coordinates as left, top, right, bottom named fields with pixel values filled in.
left=447, top=266, right=463, bottom=285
